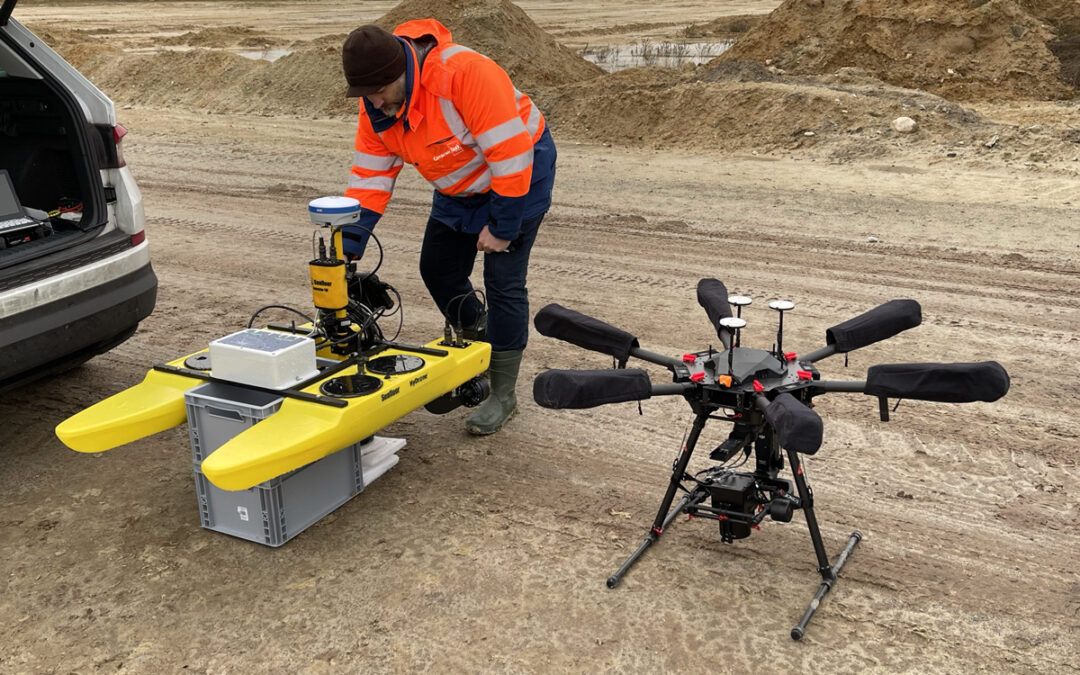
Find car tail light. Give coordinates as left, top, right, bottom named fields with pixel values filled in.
left=131, top=230, right=145, bottom=246
left=113, top=124, right=128, bottom=168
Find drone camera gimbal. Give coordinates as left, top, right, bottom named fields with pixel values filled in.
left=532, top=279, right=1009, bottom=639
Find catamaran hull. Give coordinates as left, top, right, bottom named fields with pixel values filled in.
left=56, top=339, right=490, bottom=490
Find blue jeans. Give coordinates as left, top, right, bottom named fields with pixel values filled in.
left=418, top=213, right=544, bottom=352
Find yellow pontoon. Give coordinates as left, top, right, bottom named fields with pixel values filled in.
left=55, top=337, right=490, bottom=490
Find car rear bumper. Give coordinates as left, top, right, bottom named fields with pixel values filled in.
left=0, top=261, right=157, bottom=389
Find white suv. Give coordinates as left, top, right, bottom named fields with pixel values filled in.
left=0, top=0, right=156, bottom=392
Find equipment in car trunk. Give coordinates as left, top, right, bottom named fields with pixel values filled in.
left=0, top=168, right=50, bottom=246
left=532, top=280, right=1009, bottom=640
left=55, top=197, right=493, bottom=545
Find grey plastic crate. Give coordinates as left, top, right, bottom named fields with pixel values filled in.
left=193, top=442, right=365, bottom=547
left=185, top=382, right=284, bottom=464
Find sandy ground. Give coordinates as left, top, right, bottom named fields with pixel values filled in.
left=2, top=2, right=1080, bottom=673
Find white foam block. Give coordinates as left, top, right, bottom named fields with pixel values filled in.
left=361, top=453, right=400, bottom=486
left=358, top=436, right=405, bottom=487
left=360, top=435, right=406, bottom=460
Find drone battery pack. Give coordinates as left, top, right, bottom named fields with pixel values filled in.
left=209, top=329, right=319, bottom=390
left=709, top=473, right=756, bottom=507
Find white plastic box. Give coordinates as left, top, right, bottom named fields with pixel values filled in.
left=208, top=328, right=319, bottom=390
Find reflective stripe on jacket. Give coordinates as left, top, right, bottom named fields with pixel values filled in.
left=345, top=18, right=551, bottom=240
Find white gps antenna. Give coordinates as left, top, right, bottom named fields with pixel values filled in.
left=308, top=196, right=361, bottom=227
left=308, top=196, right=361, bottom=260
left=768, top=299, right=794, bottom=355
left=729, top=295, right=752, bottom=319
left=719, top=316, right=746, bottom=373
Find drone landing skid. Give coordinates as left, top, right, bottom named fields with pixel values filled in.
left=606, top=410, right=862, bottom=641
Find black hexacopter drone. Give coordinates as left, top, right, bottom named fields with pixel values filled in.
left=532, top=279, right=1009, bottom=640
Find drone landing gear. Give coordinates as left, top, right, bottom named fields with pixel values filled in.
left=786, top=446, right=862, bottom=641
left=606, top=411, right=863, bottom=640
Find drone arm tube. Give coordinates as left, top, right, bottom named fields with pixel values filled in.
left=652, top=382, right=695, bottom=396
left=800, top=344, right=837, bottom=364
left=629, top=346, right=685, bottom=371
left=811, top=379, right=868, bottom=393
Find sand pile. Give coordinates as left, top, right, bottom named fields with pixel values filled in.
left=718, top=0, right=1080, bottom=101
left=45, top=0, right=600, bottom=118
left=680, top=14, right=766, bottom=39
left=534, top=66, right=1004, bottom=158
left=1024, top=0, right=1080, bottom=86
left=376, top=0, right=602, bottom=89
left=53, top=36, right=354, bottom=117
left=159, top=26, right=270, bottom=48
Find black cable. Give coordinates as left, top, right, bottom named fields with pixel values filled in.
left=386, top=286, right=404, bottom=341
left=345, top=223, right=384, bottom=277
left=445, top=289, right=487, bottom=335
left=725, top=450, right=751, bottom=471
left=378, top=283, right=403, bottom=318
left=343, top=301, right=382, bottom=348
left=248, top=304, right=316, bottom=330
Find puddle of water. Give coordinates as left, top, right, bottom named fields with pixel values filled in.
left=581, top=41, right=733, bottom=72
left=237, top=48, right=292, bottom=62
left=125, top=45, right=196, bottom=54
left=123, top=45, right=293, bottom=63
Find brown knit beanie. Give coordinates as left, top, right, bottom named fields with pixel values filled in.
left=342, top=25, right=407, bottom=97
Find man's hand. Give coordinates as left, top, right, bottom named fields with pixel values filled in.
left=477, top=225, right=511, bottom=253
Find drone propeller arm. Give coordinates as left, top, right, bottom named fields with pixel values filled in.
left=866, top=361, right=1010, bottom=403
left=809, top=299, right=922, bottom=361
left=811, top=361, right=1010, bottom=404
left=533, top=369, right=692, bottom=410
left=811, top=379, right=868, bottom=393
left=757, top=393, right=824, bottom=454
left=799, top=344, right=838, bottom=364
left=697, top=278, right=733, bottom=349
left=534, top=303, right=639, bottom=364
left=629, top=346, right=687, bottom=370
left=534, top=304, right=685, bottom=370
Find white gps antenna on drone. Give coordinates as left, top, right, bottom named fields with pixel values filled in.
left=729, top=294, right=752, bottom=319
left=719, top=316, right=746, bottom=373
left=769, top=299, right=794, bottom=356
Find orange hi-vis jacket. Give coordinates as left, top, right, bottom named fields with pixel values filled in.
left=345, top=19, right=552, bottom=242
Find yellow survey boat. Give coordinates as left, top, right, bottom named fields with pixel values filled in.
left=56, top=337, right=490, bottom=490
left=57, top=199, right=494, bottom=492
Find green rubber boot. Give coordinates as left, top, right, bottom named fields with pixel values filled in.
left=465, top=350, right=522, bottom=436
